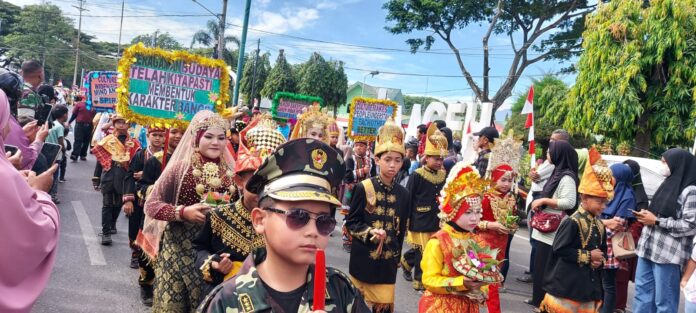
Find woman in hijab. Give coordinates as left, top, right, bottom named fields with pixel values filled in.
left=598, top=163, right=635, bottom=313
left=611, top=160, right=648, bottom=312
left=0, top=89, right=61, bottom=313
left=528, top=141, right=579, bottom=310
left=633, top=149, right=696, bottom=313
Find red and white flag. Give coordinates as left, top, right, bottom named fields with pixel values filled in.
left=521, top=86, right=535, bottom=168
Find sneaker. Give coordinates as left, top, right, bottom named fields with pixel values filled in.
left=70, top=155, right=78, bottom=162
left=110, top=227, right=117, bottom=235
left=130, top=255, right=139, bottom=269
left=140, top=285, right=153, bottom=307
left=402, top=269, right=413, bottom=282
left=80, top=157, right=87, bottom=161
left=516, top=274, right=533, bottom=283
left=100, top=233, right=112, bottom=245
left=59, top=179, right=66, bottom=183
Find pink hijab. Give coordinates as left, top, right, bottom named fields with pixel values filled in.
left=0, top=89, right=60, bottom=313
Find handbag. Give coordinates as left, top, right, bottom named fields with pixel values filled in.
left=611, top=231, right=636, bottom=259
left=530, top=210, right=565, bottom=233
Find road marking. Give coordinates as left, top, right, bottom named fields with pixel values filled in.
left=514, top=233, right=530, bottom=241
left=71, top=201, right=106, bottom=266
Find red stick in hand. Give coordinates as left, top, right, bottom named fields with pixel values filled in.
left=313, top=249, right=326, bottom=310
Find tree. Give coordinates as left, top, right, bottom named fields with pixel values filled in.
left=191, top=19, right=240, bottom=59
left=131, top=31, right=183, bottom=50
left=545, top=0, right=696, bottom=156
left=240, top=52, right=270, bottom=106
left=0, top=1, right=22, bottom=67
left=297, top=52, right=347, bottom=109
left=262, top=49, right=296, bottom=99
left=325, top=60, right=348, bottom=116
left=383, top=0, right=596, bottom=121
left=506, top=75, right=592, bottom=152
left=403, top=95, right=446, bottom=116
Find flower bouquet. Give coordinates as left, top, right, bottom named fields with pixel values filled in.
left=501, top=212, right=520, bottom=232
left=452, top=239, right=504, bottom=284
left=201, top=192, right=232, bottom=208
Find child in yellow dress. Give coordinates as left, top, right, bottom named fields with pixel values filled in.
left=419, top=163, right=500, bottom=313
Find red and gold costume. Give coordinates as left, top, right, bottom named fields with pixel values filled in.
left=418, top=164, right=489, bottom=313
left=477, top=131, right=521, bottom=313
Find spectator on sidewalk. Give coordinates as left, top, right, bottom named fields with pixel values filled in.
left=68, top=95, right=95, bottom=161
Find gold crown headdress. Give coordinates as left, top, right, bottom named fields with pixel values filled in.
left=438, top=162, right=489, bottom=223
left=289, top=103, right=331, bottom=141
left=374, top=117, right=405, bottom=156
left=487, top=130, right=522, bottom=180
left=190, top=112, right=229, bottom=135
left=245, top=113, right=286, bottom=159
left=424, top=123, right=448, bottom=157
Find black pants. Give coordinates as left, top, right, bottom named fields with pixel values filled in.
left=402, top=248, right=416, bottom=273
left=401, top=246, right=424, bottom=285
left=532, top=241, right=553, bottom=306
left=71, top=122, right=92, bottom=159
left=128, top=203, right=144, bottom=245
left=101, top=191, right=122, bottom=233
left=601, top=268, right=617, bottom=313
left=501, top=234, right=514, bottom=282
left=58, top=153, right=67, bottom=180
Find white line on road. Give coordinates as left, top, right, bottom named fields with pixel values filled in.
left=71, top=201, right=106, bottom=266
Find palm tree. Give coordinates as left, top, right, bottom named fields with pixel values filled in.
left=191, top=19, right=240, bottom=59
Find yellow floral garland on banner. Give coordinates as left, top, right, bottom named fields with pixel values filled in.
left=116, top=42, right=231, bottom=130
left=347, top=97, right=398, bottom=142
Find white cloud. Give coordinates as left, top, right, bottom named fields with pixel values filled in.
left=252, top=8, right=320, bottom=34
left=316, top=0, right=364, bottom=10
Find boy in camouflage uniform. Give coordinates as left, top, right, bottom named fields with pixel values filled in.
left=197, top=139, right=370, bottom=313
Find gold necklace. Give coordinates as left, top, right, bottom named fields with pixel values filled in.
left=191, top=153, right=233, bottom=195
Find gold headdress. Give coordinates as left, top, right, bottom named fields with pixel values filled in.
left=289, top=103, right=331, bottom=142
left=578, top=147, right=615, bottom=200
left=189, top=111, right=229, bottom=135
left=245, top=113, right=286, bottom=159
left=439, top=162, right=489, bottom=223
left=424, top=123, right=448, bottom=157
left=374, top=117, right=405, bottom=156
left=487, top=130, right=522, bottom=182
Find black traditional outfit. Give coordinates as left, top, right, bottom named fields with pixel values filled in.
left=192, top=114, right=284, bottom=299
left=346, top=118, right=410, bottom=313
left=402, top=124, right=448, bottom=290
left=92, top=114, right=141, bottom=244
left=541, top=148, right=614, bottom=313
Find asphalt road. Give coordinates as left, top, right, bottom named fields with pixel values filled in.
left=32, top=151, right=686, bottom=313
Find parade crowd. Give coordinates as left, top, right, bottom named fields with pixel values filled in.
left=1, top=60, right=696, bottom=313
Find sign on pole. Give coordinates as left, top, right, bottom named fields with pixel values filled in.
left=347, top=97, right=397, bottom=142
left=85, top=71, right=118, bottom=112
left=270, top=92, right=324, bottom=122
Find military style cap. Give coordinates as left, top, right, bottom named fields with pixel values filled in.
left=246, top=138, right=345, bottom=207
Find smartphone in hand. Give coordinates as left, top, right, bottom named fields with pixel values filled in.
left=4, top=145, right=19, bottom=156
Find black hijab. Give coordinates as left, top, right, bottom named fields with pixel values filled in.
left=623, top=159, right=649, bottom=210
left=541, top=141, right=579, bottom=199
left=649, top=148, right=696, bottom=218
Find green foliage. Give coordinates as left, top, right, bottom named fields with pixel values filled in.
left=240, top=52, right=270, bottom=106
left=403, top=95, right=445, bottom=116
left=296, top=52, right=348, bottom=112
left=383, top=0, right=593, bottom=116
left=548, top=0, right=696, bottom=154
left=262, top=50, right=296, bottom=98
left=1, top=3, right=117, bottom=85
left=131, top=31, right=183, bottom=50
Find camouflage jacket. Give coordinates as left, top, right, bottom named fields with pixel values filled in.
left=197, top=248, right=371, bottom=313
left=20, top=82, right=42, bottom=111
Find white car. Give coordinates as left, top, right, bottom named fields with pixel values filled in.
left=602, top=155, right=665, bottom=200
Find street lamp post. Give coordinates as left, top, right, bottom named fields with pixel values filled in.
left=361, top=70, right=379, bottom=97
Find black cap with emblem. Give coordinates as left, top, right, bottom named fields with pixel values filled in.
left=246, top=138, right=346, bottom=207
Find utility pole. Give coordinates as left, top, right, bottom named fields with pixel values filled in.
left=249, top=39, right=260, bottom=108
left=153, top=30, right=159, bottom=47
left=117, top=0, right=124, bottom=56
left=233, top=0, right=252, bottom=106
left=217, top=0, right=228, bottom=60
left=71, top=0, right=87, bottom=88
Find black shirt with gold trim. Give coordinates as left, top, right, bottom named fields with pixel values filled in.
left=543, top=207, right=606, bottom=302
left=193, top=198, right=264, bottom=296
left=406, top=167, right=446, bottom=233
left=346, top=176, right=410, bottom=284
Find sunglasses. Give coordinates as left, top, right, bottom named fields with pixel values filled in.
left=263, top=207, right=337, bottom=236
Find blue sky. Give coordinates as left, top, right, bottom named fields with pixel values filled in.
left=9, top=0, right=577, bottom=108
